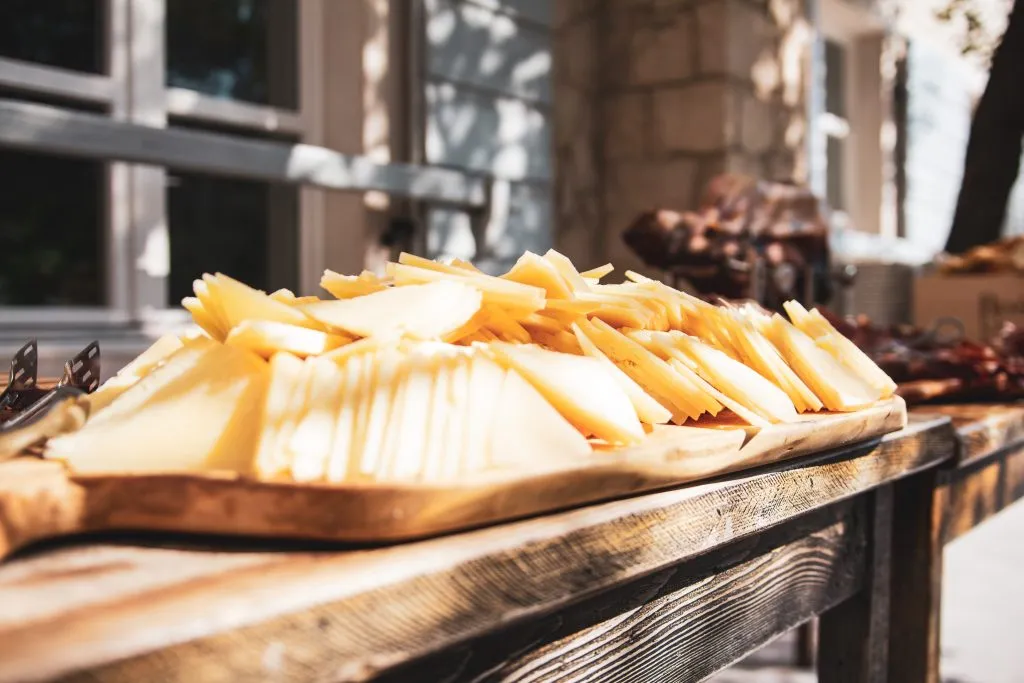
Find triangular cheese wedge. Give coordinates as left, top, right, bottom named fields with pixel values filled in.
left=357, top=348, right=406, bottom=478
left=86, top=334, right=184, bottom=414
left=47, top=344, right=268, bottom=473
left=420, top=354, right=454, bottom=482
left=489, top=368, right=591, bottom=469
left=182, top=296, right=224, bottom=340
left=502, top=251, right=574, bottom=299
left=205, top=273, right=320, bottom=330
left=487, top=342, right=643, bottom=444
left=301, top=281, right=482, bottom=340
left=325, top=352, right=371, bottom=482
left=571, top=323, right=672, bottom=425
left=543, top=249, right=590, bottom=293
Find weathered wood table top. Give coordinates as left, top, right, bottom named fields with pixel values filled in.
left=0, top=416, right=954, bottom=683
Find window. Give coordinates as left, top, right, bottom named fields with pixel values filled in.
left=822, top=39, right=850, bottom=213
left=166, top=121, right=299, bottom=305
left=0, top=0, right=105, bottom=74
left=0, top=0, right=312, bottom=327
left=166, top=0, right=298, bottom=109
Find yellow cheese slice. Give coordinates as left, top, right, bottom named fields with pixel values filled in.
left=225, top=320, right=351, bottom=359
left=579, top=263, right=614, bottom=280
left=463, top=353, right=507, bottom=474
left=502, top=251, right=574, bottom=299
left=301, top=281, right=482, bottom=340
left=578, top=318, right=712, bottom=423
left=325, top=353, right=370, bottom=482
left=181, top=297, right=224, bottom=341
left=666, top=357, right=767, bottom=427
left=388, top=262, right=545, bottom=317
left=487, top=342, right=644, bottom=444
left=489, top=368, right=591, bottom=469
left=358, top=348, right=406, bottom=478
left=440, top=355, right=472, bottom=480
left=765, top=315, right=882, bottom=412
left=86, top=334, right=185, bottom=414
left=543, top=249, right=590, bottom=293
left=256, top=359, right=316, bottom=478
left=204, top=273, right=321, bottom=330
left=420, top=354, right=454, bottom=482
left=47, top=344, right=268, bottom=474
left=571, top=323, right=672, bottom=425
left=320, top=269, right=389, bottom=299
left=253, top=352, right=306, bottom=479
left=192, top=279, right=229, bottom=336
left=289, top=359, right=347, bottom=482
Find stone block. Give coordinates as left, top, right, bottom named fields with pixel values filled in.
left=630, top=10, right=696, bottom=84
left=653, top=81, right=735, bottom=153
left=604, top=93, right=650, bottom=161
left=554, top=15, right=597, bottom=87
left=697, top=0, right=780, bottom=80
left=604, top=158, right=699, bottom=215
left=741, top=93, right=777, bottom=152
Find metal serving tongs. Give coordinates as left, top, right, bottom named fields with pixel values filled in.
left=0, top=339, right=40, bottom=413
left=0, top=342, right=101, bottom=461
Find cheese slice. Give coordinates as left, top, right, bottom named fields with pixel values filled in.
left=47, top=343, right=268, bottom=474
left=204, top=273, right=320, bottom=330
left=387, top=353, right=438, bottom=480
left=765, top=315, right=882, bottom=412
left=726, top=313, right=823, bottom=412
left=388, top=262, right=545, bottom=317
left=301, top=281, right=482, bottom=340
left=182, top=297, right=224, bottom=340
left=253, top=352, right=306, bottom=479
left=289, top=359, right=347, bottom=482
left=579, top=263, right=614, bottom=280
left=225, top=320, right=351, bottom=358
left=441, top=355, right=473, bottom=480
left=193, top=279, right=229, bottom=337
left=502, top=251, right=574, bottom=299
left=320, top=269, right=390, bottom=299
left=358, top=348, right=406, bottom=478
left=255, top=359, right=315, bottom=478
left=464, top=353, right=507, bottom=474
left=570, top=323, right=672, bottom=425
left=487, top=342, right=644, bottom=444
left=489, top=368, right=591, bottom=469
left=325, top=353, right=369, bottom=482
left=86, top=334, right=185, bottom=414
left=420, top=354, right=454, bottom=482
left=543, top=249, right=590, bottom=293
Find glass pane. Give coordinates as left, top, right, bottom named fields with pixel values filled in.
left=0, top=148, right=104, bottom=305
left=826, top=136, right=845, bottom=212
left=166, top=0, right=298, bottom=110
left=166, top=120, right=299, bottom=305
left=824, top=39, right=846, bottom=118
left=0, top=0, right=104, bottom=74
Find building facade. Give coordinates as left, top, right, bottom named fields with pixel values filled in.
left=0, top=0, right=1021, bottom=371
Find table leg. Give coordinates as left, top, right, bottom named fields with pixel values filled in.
left=888, top=469, right=944, bottom=683
left=818, top=485, right=892, bottom=682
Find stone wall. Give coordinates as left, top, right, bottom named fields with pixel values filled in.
left=553, top=0, right=812, bottom=272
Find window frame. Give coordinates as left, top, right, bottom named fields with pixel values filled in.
left=0, top=0, right=316, bottom=331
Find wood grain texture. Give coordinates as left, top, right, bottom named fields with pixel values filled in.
left=0, top=398, right=907, bottom=556
left=888, top=469, right=944, bottom=683
left=938, top=442, right=1024, bottom=544
left=0, top=415, right=952, bottom=683
left=914, top=403, right=1024, bottom=466
left=817, top=485, right=893, bottom=683
left=473, top=513, right=863, bottom=683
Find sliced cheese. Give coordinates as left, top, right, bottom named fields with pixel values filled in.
left=571, top=323, right=672, bottom=425
left=579, top=263, right=614, bottom=280
left=289, top=359, right=347, bottom=481
left=86, top=334, right=184, bottom=414
left=357, top=348, right=406, bottom=478
left=47, top=343, right=268, bottom=473
left=464, top=353, right=507, bottom=474
left=301, top=281, right=482, bottom=340
left=420, top=354, right=454, bottom=482
left=320, top=269, right=389, bottom=299
left=388, top=262, right=546, bottom=317
left=502, top=251, right=574, bottom=299
left=543, top=249, right=590, bottom=293
left=325, top=352, right=371, bottom=482
left=182, top=297, right=224, bottom=340
left=225, top=320, right=351, bottom=358
left=254, top=352, right=306, bottom=479
left=487, top=342, right=644, bottom=444
left=204, top=273, right=320, bottom=330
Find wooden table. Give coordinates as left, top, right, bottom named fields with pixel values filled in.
left=0, top=416, right=954, bottom=683
left=888, top=403, right=1024, bottom=683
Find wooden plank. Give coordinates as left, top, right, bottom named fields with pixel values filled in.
left=939, top=442, right=1024, bottom=544
left=888, top=468, right=944, bottom=683
left=0, top=416, right=952, bottom=682
left=0, top=99, right=488, bottom=208
left=817, top=486, right=893, bottom=683
left=470, top=508, right=863, bottom=683
left=914, top=404, right=1024, bottom=467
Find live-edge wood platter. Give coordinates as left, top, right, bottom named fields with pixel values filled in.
left=0, top=397, right=907, bottom=559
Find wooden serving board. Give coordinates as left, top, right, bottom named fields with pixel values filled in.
left=0, top=397, right=907, bottom=559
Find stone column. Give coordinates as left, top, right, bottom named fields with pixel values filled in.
left=554, top=0, right=812, bottom=273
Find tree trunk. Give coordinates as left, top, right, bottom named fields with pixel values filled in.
left=945, top=0, right=1024, bottom=254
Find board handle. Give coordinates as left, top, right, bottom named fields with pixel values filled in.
left=0, top=459, right=85, bottom=560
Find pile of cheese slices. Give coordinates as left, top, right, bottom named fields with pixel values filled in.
left=45, top=250, right=896, bottom=483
